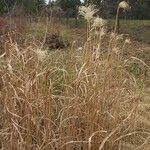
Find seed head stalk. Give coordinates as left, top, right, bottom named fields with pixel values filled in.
left=114, top=6, right=120, bottom=34
left=95, top=28, right=102, bottom=60
left=115, top=1, right=131, bottom=33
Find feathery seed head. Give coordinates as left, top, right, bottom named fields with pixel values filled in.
left=110, top=32, right=116, bottom=39
left=100, top=27, right=106, bottom=36
left=36, top=49, right=47, bottom=62
left=112, top=47, right=119, bottom=54
left=95, top=27, right=107, bottom=36
left=92, top=17, right=106, bottom=28
left=7, top=60, right=13, bottom=74
left=119, top=1, right=130, bottom=11
left=78, top=47, right=83, bottom=51
left=116, top=34, right=124, bottom=41
left=79, top=5, right=98, bottom=22
left=125, top=38, right=131, bottom=44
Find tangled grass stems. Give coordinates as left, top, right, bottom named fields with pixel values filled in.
left=0, top=3, right=149, bottom=150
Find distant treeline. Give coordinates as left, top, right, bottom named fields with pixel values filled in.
left=0, top=0, right=46, bottom=15
left=85, top=0, right=150, bottom=19
left=0, top=0, right=150, bottom=19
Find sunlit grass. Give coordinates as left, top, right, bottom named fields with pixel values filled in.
left=0, top=4, right=150, bottom=150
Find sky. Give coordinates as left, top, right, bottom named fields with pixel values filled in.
left=45, top=0, right=49, bottom=4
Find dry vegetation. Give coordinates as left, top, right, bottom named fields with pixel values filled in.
left=0, top=3, right=150, bottom=150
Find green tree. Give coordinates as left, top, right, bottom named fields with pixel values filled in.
left=0, top=0, right=6, bottom=14
left=35, top=0, right=45, bottom=11
left=0, top=0, right=23, bottom=15
left=84, top=0, right=102, bottom=6
left=128, top=0, right=150, bottom=19
left=23, top=0, right=45, bottom=14
left=0, top=0, right=45, bottom=14
left=83, top=0, right=150, bottom=19
left=56, top=0, right=81, bottom=17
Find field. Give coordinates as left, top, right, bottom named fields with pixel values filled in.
left=66, top=19, right=150, bottom=43
left=0, top=11, right=150, bottom=150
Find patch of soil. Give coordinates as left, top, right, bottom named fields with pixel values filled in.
left=44, top=33, right=70, bottom=49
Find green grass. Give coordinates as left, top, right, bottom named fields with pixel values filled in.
left=66, top=18, right=150, bottom=43
left=62, top=18, right=86, bottom=28
left=109, top=19, right=150, bottom=43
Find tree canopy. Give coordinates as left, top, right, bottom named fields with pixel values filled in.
left=55, top=0, right=81, bottom=17
left=0, top=0, right=45, bottom=15
left=0, top=0, right=149, bottom=19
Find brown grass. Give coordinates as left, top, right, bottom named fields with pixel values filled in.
left=0, top=16, right=150, bottom=150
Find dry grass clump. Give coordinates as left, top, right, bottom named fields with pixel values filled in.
left=0, top=3, right=150, bottom=150
left=1, top=31, right=149, bottom=150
